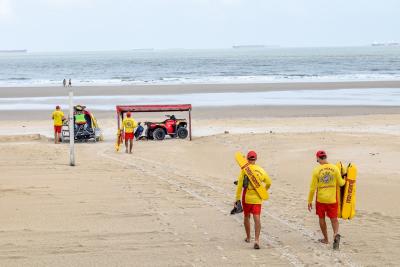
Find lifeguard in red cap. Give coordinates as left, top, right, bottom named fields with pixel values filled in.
left=234, top=150, right=271, bottom=249
left=122, top=112, right=138, bottom=154
left=308, top=150, right=345, bottom=250
left=51, top=105, right=65, bottom=144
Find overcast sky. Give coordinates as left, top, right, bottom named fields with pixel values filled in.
left=0, top=0, right=399, bottom=52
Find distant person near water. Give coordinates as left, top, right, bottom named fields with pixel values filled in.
left=68, top=78, right=72, bottom=87
left=234, top=151, right=272, bottom=249
left=122, top=112, right=138, bottom=154
left=52, top=105, right=65, bottom=144
left=308, top=150, right=345, bottom=250
left=63, top=79, right=66, bottom=87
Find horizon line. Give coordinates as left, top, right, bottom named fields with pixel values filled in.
left=1, top=44, right=395, bottom=54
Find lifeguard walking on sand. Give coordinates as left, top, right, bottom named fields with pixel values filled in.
left=308, top=150, right=345, bottom=250
left=234, top=151, right=271, bottom=249
left=122, top=112, right=137, bottom=154
left=51, top=105, right=65, bottom=144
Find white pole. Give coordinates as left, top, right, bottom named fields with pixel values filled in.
left=69, top=90, right=75, bottom=166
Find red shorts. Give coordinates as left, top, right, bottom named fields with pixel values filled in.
left=125, top=132, right=134, bottom=140
left=242, top=189, right=262, bottom=216
left=316, top=201, right=338, bottom=219
left=54, top=125, right=62, bottom=133
left=243, top=202, right=262, bottom=216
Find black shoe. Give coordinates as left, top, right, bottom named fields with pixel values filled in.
left=230, top=200, right=243, bottom=215
left=333, top=234, right=341, bottom=250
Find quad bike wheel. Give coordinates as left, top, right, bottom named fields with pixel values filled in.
left=153, top=128, right=166, bottom=140
left=177, top=127, right=188, bottom=139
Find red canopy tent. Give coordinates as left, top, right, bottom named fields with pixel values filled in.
left=116, top=104, right=193, bottom=140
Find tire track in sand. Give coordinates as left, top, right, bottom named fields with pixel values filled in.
left=99, top=148, right=358, bottom=267
left=99, top=149, right=303, bottom=266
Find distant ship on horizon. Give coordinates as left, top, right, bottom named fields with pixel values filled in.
left=131, top=48, right=154, bottom=52
left=232, top=45, right=279, bottom=49
left=0, top=49, right=27, bottom=53
left=371, top=42, right=399, bottom=47
left=232, top=45, right=266, bottom=49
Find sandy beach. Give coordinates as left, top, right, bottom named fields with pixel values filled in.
left=1, top=82, right=400, bottom=266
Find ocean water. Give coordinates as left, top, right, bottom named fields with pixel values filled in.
left=0, top=46, right=400, bottom=87
left=0, top=88, right=399, bottom=110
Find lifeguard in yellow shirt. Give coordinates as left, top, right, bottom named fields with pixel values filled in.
left=122, top=112, right=138, bottom=154
left=235, top=151, right=271, bottom=250
left=308, top=150, right=345, bottom=250
left=51, top=105, right=65, bottom=144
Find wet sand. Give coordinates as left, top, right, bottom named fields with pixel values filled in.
left=0, top=80, right=400, bottom=98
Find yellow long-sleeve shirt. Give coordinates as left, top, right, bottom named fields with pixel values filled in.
left=52, top=110, right=64, bottom=126
left=308, top=163, right=345, bottom=204
left=122, top=118, right=138, bottom=133
left=235, top=165, right=271, bottom=204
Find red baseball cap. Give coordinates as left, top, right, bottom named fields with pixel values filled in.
left=247, top=150, right=257, bottom=160
left=126, top=112, right=131, bottom=117
left=316, top=150, right=327, bottom=158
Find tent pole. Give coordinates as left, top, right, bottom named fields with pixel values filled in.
left=189, top=109, right=192, bottom=141
left=117, top=111, right=120, bottom=130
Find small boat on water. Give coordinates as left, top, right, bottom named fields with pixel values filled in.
left=0, top=49, right=27, bottom=53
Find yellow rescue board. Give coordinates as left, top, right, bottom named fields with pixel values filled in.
left=115, top=129, right=123, bottom=152
left=234, top=152, right=268, bottom=200
left=336, top=162, right=357, bottom=220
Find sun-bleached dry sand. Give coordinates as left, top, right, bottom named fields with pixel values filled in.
left=1, top=108, right=400, bottom=266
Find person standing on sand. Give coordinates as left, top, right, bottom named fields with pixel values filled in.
left=51, top=105, right=65, bottom=144
left=308, top=150, right=345, bottom=250
left=68, top=78, right=72, bottom=87
left=234, top=151, right=271, bottom=249
left=63, top=79, right=66, bottom=87
left=122, top=112, right=137, bottom=154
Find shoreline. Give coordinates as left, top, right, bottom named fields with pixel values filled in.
left=0, top=80, right=400, bottom=98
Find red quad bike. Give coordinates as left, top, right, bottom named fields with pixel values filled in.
left=145, top=115, right=189, bottom=140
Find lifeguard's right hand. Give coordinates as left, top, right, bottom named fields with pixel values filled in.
left=307, top=203, right=312, bottom=212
